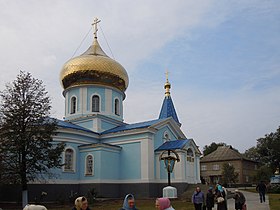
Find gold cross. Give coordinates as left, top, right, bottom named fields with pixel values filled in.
left=165, top=70, right=169, bottom=82
left=92, top=17, right=101, bottom=39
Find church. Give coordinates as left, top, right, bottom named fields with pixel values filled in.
left=38, top=19, right=201, bottom=199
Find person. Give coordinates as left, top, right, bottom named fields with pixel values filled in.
left=155, top=197, right=174, bottom=210
left=192, top=186, right=204, bottom=210
left=23, top=204, right=47, bottom=210
left=256, top=180, right=267, bottom=203
left=120, top=194, right=138, bottom=210
left=215, top=184, right=228, bottom=210
left=206, top=187, right=214, bottom=210
left=216, top=185, right=226, bottom=210
left=72, top=196, right=90, bottom=210
left=233, top=189, right=246, bottom=210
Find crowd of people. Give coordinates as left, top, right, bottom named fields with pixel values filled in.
left=23, top=181, right=268, bottom=210
left=191, top=184, right=246, bottom=210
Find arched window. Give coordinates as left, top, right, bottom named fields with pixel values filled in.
left=85, top=155, right=93, bottom=175
left=163, top=131, right=170, bottom=142
left=114, top=98, right=120, bottom=115
left=92, top=95, right=100, bottom=112
left=70, top=96, right=77, bottom=114
left=64, top=148, right=74, bottom=171
left=187, top=148, right=194, bottom=162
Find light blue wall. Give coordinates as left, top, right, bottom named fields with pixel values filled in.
left=119, top=142, right=141, bottom=180
left=154, top=126, right=177, bottom=149
left=101, top=121, right=117, bottom=131
left=111, top=91, right=123, bottom=117
left=75, top=120, right=93, bottom=131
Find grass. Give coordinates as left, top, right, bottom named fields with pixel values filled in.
left=269, top=194, right=280, bottom=210
left=47, top=199, right=194, bottom=210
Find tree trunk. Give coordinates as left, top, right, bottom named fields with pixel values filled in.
left=21, top=151, right=28, bottom=208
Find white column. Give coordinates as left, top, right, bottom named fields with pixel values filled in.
left=141, top=137, right=154, bottom=181
left=105, top=89, right=112, bottom=114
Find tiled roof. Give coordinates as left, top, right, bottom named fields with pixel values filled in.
left=155, top=139, right=190, bottom=151
left=101, top=118, right=164, bottom=134
left=56, top=119, right=98, bottom=134
left=159, top=96, right=180, bottom=124
left=200, top=146, right=253, bottom=162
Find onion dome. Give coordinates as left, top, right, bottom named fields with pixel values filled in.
left=60, top=19, right=129, bottom=94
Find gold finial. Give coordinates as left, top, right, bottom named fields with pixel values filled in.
left=92, top=17, right=101, bottom=39
left=164, top=69, right=171, bottom=97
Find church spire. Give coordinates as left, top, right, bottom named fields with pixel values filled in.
left=158, top=71, right=180, bottom=125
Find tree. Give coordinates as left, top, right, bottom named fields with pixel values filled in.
left=203, top=142, right=226, bottom=156
left=255, top=127, right=280, bottom=172
left=254, top=165, right=273, bottom=183
left=0, top=71, right=65, bottom=207
left=244, top=146, right=260, bottom=162
left=221, top=163, right=239, bottom=186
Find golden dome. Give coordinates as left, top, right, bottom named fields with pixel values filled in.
left=60, top=38, right=129, bottom=93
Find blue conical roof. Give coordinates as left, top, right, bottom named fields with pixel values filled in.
left=159, top=95, right=180, bottom=124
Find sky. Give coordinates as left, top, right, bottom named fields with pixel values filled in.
left=0, top=0, right=279, bottom=153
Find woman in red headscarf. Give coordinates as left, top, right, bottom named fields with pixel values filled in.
left=155, top=198, right=175, bottom=210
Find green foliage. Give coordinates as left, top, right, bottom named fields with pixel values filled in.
left=244, top=146, right=260, bottom=162
left=255, top=127, right=280, bottom=172
left=221, top=163, right=238, bottom=185
left=0, top=71, right=65, bottom=187
left=203, top=142, right=226, bottom=156
left=254, top=165, right=273, bottom=183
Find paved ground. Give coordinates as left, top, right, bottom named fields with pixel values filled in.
left=226, top=189, right=270, bottom=210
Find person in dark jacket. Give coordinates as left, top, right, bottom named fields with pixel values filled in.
left=72, top=196, right=90, bottom=210
left=216, top=186, right=226, bottom=210
left=256, top=181, right=267, bottom=203
left=206, top=187, right=214, bottom=210
left=120, top=194, right=138, bottom=210
left=192, top=186, right=205, bottom=210
left=233, top=189, right=246, bottom=210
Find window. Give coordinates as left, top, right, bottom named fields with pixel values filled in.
left=163, top=131, right=170, bottom=142
left=92, top=95, right=100, bottom=112
left=70, top=96, right=77, bottom=114
left=85, top=155, right=93, bottom=175
left=114, top=98, right=120, bottom=115
left=201, top=165, right=207, bottom=171
left=64, top=148, right=74, bottom=171
left=246, top=176, right=249, bottom=182
left=187, top=148, right=194, bottom=162
left=213, top=164, right=220, bottom=171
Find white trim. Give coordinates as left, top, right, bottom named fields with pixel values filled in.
left=70, top=95, right=77, bottom=114
left=34, top=178, right=190, bottom=184
left=84, top=154, right=94, bottom=176
left=62, top=146, right=76, bottom=173
left=105, top=88, right=112, bottom=114
left=113, top=97, right=120, bottom=116
left=141, top=137, right=154, bottom=181
left=81, top=87, right=87, bottom=114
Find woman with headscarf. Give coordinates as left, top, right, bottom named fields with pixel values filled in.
left=216, top=185, right=226, bottom=210
left=155, top=197, right=175, bottom=210
left=72, top=196, right=90, bottom=210
left=120, top=194, right=138, bottom=210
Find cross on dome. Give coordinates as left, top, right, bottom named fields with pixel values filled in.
left=92, top=17, right=101, bottom=39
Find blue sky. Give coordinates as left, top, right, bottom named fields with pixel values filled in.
left=0, top=0, right=279, bottom=152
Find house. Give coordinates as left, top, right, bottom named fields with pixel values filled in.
left=200, top=146, right=258, bottom=185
